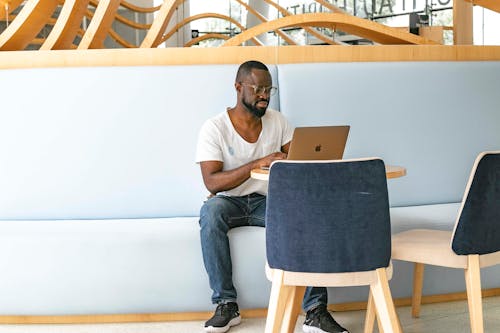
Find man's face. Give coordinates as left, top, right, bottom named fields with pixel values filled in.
left=239, top=69, right=272, bottom=118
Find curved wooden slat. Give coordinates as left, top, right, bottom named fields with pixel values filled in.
left=108, top=27, right=137, bottom=48
left=77, top=0, right=121, bottom=49
left=40, top=0, right=90, bottom=50
left=114, top=12, right=151, bottom=30
left=0, top=0, right=59, bottom=50
left=89, top=0, right=161, bottom=13
left=464, top=0, right=500, bottom=13
left=315, top=0, right=356, bottom=43
left=4, top=14, right=16, bottom=22
left=88, top=0, right=161, bottom=16
left=0, top=0, right=24, bottom=19
left=262, top=0, right=339, bottom=45
left=84, top=9, right=94, bottom=19
left=140, top=0, right=182, bottom=48
left=120, top=0, right=161, bottom=13
left=30, top=37, right=45, bottom=45
left=161, top=12, right=245, bottom=42
left=142, top=0, right=301, bottom=48
left=89, top=0, right=152, bottom=30
left=234, top=0, right=296, bottom=45
left=223, top=13, right=438, bottom=46
left=90, top=0, right=161, bottom=13
left=159, top=12, right=261, bottom=46
left=184, top=33, right=229, bottom=47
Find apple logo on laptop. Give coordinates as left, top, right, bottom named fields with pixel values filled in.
left=315, top=144, right=322, bottom=152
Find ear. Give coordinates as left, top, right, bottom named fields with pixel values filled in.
left=235, top=82, right=242, bottom=93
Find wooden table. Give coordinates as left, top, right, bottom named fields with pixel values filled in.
left=251, top=165, right=406, bottom=181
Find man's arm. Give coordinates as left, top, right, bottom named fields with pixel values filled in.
left=281, top=142, right=290, bottom=154
left=200, top=151, right=287, bottom=195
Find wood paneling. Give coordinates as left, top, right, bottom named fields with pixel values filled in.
left=1, top=45, right=500, bottom=70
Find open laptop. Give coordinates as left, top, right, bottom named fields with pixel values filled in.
left=287, top=125, right=350, bottom=160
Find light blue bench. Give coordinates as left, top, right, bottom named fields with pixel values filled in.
left=0, top=61, right=499, bottom=315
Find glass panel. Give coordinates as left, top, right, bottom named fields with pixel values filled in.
left=473, top=7, right=500, bottom=45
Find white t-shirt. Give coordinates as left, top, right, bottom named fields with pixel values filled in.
left=196, top=109, right=294, bottom=197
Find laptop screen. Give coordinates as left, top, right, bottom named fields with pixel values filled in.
left=287, top=126, right=350, bottom=160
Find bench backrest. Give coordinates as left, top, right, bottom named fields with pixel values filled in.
left=278, top=62, right=500, bottom=207
left=1, top=62, right=499, bottom=219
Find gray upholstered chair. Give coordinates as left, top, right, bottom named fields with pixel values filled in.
left=264, top=158, right=402, bottom=333
left=374, top=151, right=500, bottom=333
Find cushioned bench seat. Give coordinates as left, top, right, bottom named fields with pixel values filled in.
left=2, top=203, right=492, bottom=314
left=389, top=203, right=500, bottom=300
left=391, top=202, right=460, bottom=234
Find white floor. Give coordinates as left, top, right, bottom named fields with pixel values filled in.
left=1, top=296, right=500, bottom=333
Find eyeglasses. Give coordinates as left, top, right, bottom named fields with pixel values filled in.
left=240, top=83, right=278, bottom=96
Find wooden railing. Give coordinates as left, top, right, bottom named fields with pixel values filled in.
left=0, top=0, right=442, bottom=51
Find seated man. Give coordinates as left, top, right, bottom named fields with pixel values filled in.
left=196, top=60, right=349, bottom=333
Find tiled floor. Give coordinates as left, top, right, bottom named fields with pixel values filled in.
left=0, top=296, right=499, bottom=332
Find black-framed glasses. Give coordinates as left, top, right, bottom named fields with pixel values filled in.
left=240, top=83, right=278, bottom=96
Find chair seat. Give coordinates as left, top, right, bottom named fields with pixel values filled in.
left=392, top=229, right=467, bottom=268
left=392, top=229, right=500, bottom=269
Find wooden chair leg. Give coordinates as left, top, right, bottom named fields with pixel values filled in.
left=280, top=286, right=306, bottom=333
left=364, top=290, right=376, bottom=333
left=364, top=290, right=385, bottom=333
left=465, top=255, right=484, bottom=333
left=411, top=262, right=425, bottom=318
left=265, top=269, right=294, bottom=333
left=376, top=308, right=386, bottom=333
left=370, top=268, right=402, bottom=333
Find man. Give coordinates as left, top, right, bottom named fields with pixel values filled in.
left=196, top=60, right=349, bottom=333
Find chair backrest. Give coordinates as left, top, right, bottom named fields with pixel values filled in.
left=452, top=151, right=500, bottom=255
left=265, top=158, right=391, bottom=273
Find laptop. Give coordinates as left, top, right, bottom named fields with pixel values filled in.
left=287, top=125, right=350, bottom=160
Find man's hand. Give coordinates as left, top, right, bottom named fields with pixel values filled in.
left=256, top=152, right=287, bottom=169
left=200, top=150, right=287, bottom=195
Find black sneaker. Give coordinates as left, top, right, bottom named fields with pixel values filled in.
left=204, top=302, right=241, bottom=333
left=303, top=304, right=349, bottom=333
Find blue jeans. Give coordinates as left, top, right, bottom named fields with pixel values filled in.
left=199, top=193, right=327, bottom=311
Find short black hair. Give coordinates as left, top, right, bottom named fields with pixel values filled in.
left=236, top=60, right=269, bottom=82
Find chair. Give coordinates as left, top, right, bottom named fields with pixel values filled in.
left=377, top=151, right=500, bottom=333
left=264, top=158, right=402, bottom=333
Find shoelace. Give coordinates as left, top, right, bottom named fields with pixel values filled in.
left=215, top=304, right=225, bottom=316
left=216, top=303, right=234, bottom=316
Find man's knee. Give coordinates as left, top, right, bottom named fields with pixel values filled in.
left=200, top=197, right=231, bottom=231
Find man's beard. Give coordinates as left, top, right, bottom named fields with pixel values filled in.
left=243, top=98, right=268, bottom=118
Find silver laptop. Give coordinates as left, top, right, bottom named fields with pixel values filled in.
left=287, top=125, right=350, bottom=160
